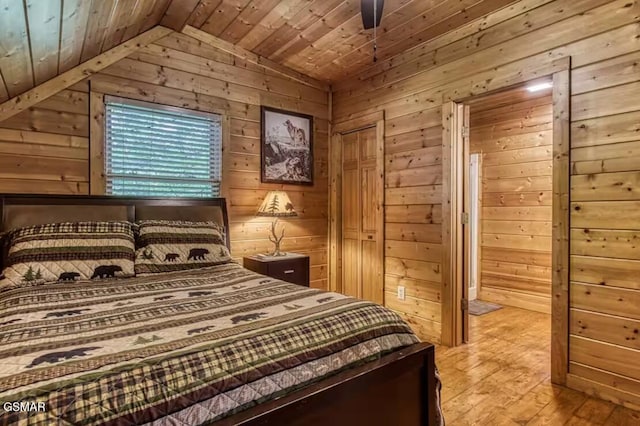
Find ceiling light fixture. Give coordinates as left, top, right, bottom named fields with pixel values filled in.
left=526, top=81, right=553, bottom=92
left=361, top=0, right=385, bottom=62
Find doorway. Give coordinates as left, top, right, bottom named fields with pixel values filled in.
left=329, top=113, right=385, bottom=305
left=341, top=125, right=383, bottom=303
left=441, top=59, right=571, bottom=386
left=466, top=85, right=554, bottom=313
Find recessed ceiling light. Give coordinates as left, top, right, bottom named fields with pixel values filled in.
left=526, top=82, right=553, bottom=92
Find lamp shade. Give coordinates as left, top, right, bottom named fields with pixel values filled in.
left=256, top=191, right=297, bottom=217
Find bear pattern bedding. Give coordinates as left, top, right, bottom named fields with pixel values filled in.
left=0, top=221, right=135, bottom=290
left=0, top=262, right=419, bottom=425
left=134, top=220, right=232, bottom=275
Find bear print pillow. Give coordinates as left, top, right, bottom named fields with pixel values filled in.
left=0, top=221, right=135, bottom=290
left=134, top=220, right=232, bottom=275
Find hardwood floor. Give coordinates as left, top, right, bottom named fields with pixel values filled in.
left=435, top=306, right=640, bottom=425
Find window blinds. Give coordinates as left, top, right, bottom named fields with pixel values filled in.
left=105, top=98, right=222, bottom=197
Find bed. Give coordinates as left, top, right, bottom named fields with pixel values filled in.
left=0, top=195, right=439, bottom=425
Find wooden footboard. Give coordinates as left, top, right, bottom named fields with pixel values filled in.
left=216, top=342, right=437, bottom=425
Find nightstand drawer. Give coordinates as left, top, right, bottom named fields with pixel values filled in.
left=243, top=254, right=310, bottom=287
left=269, top=264, right=305, bottom=285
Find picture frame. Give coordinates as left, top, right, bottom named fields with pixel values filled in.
left=261, top=106, right=314, bottom=185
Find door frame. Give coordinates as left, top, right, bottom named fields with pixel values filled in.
left=329, top=111, right=385, bottom=299
left=441, top=57, right=571, bottom=386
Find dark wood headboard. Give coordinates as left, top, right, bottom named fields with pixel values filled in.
left=0, top=195, right=230, bottom=271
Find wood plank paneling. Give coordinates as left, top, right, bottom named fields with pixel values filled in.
left=58, top=0, right=92, bottom=73
left=0, top=0, right=33, bottom=98
left=25, top=0, right=61, bottom=85
left=572, top=282, right=640, bottom=320
left=0, top=0, right=184, bottom=101
left=199, top=0, right=251, bottom=37
left=0, top=179, right=87, bottom=194
left=482, top=206, right=551, bottom=221
left=571, top=336, right=640, bottom=382
left=572, top=201, right=640, bottom=228
left=572, top=111, right=640, bottom=148
left=569, top=43, right=640, bottom=400
left=572, top=51, right=640, bottom=95
left=160, top=0, right=202, bottom=31
left=571, top=309, right=640, bottom=350
left=572, top=81, right=640, bottom=121
left=80, top=0, right=118, bottom=62
left=572, top=141, right=640, bottom=175
left=0, top=26, right=173, bottom=123
left=332, top=0, right=640, bottom=406
left=385, top=185, right=442, bottom=205
left=470, top=89, right=553, bottom=311
left=571, top=173, right=640, bottom=202
left=0, top=154, right=86, bottom=182
left=478, top=287, right=551, bottom=314
left=0, top=86, right=90, bottom=193
left=130, top=43, right=326, bottom=101
left=333, top=0, right=628, bottom=106
left=385, top=223, right=442, bottom=244
left=0, top=30, right=330, bottom=290
left=571, top=228, right=640, bottom=260
left=118, top=32, right=329, bottom=288
left=0, top=0, right=637, bottom=410
left=385, top=275, right=441, bottom=303
left=483, top=191, right=552, bottom=207
left=165, top=0, right=517, bottom=82
left=482, top=220, right=552, bottom=236
left=236, top=0, right=311, bottom=51
left=568, top=365, right=640, bottom=412
left=570, top=255, right=640, bottom=290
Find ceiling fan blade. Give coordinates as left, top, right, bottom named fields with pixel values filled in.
left=361, top=0, right=384, bottom=29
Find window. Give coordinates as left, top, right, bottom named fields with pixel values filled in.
left=104, top=96, right=222, bottom=197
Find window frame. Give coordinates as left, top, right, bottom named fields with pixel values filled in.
left=101, top=95, right=224, bottom=198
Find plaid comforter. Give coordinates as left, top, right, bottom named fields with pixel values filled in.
left=0, top=263, right=419, bottom=425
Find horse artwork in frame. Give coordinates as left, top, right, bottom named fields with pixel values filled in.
left=261, top=106, right=314, bottom=185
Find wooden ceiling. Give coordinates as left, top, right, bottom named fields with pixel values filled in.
left=0, top=0, right=517, bottom=102
left=0, top=0, right=172, bottom=103
left=174, top=0, right=519, bottom=82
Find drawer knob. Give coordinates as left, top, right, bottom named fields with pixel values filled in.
left=284, top=269, right=295, bottom=274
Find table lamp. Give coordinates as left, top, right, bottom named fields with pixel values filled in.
left=256, top=190, right=297, bottom=256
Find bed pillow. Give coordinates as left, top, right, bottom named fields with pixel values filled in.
left=0, top=221, right=135, bottom=289
left=134, top=220, right=232, bottom=274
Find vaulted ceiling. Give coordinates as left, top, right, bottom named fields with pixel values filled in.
left=0, top=0, right=172, bottom=102
left=175, top=0, right=518, bottom=82
left=0, top=0, right=517, bottom=103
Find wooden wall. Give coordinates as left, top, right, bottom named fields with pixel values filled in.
left=469, top=88, right=553, bottom=313
left=0, top=31, right=330, bottom=290
left=332, top=0, right=640, bottom=409
left=0, top=85, right=90, bottom=194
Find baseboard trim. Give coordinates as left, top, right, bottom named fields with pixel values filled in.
left=479, top=287, right=551, bottom=314
left=567, top=373, right=640, bottom=412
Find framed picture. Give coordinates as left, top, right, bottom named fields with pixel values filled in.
left=261, top=106, right=314, bottom=185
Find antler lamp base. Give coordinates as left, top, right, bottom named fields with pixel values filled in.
left=268, top=218, right=287, bottom=256
left=256, top=191, right=298, bottom=257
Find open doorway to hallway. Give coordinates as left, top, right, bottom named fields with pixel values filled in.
left=466, top=84, right=554, bottom=318
left=441, top=71, right=568, bottom=351
left=440, top=63, right=572, bottom=401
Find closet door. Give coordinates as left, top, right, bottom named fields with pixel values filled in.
left=342, top=131, right=360, bottom=298
left=341, top=126, right=383, bottom=304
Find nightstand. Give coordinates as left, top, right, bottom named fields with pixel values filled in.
left=243, top=253, right=310, bottom=287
